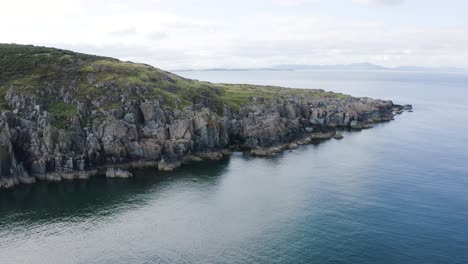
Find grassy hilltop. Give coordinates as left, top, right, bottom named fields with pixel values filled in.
left=0, top=44, right=405, bottom=188
left=0, top=44, right=347, bottom=122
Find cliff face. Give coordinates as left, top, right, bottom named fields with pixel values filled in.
left=0, top=44, right=411, bottom=188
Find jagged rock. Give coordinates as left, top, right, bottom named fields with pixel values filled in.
left=139, top=139, right=162, bottom=160
left=403, top=104, right=413, bottom=111
left=350, top=120, right=363, bottom=129
left=106, top=168, right=133, bottom=178
left=0, top=95, right=406, bottom=189
left=158, top=159, right=182, bottom=171
left=140, top=103, right=166, bottom=123
left=170, top=119, right=193, bottom=140
left=193, top=151, right=226, bottom=160
left=333, top=133, right=344, bottom=140
left=362, top=123, right=373, bottom=129
left=310, top=132, right=335, bottom=140
left=288, top=143, right=298, bottom=149
left=0, top=44, right=410, bottom=188
left=45, top=172, right=62, bottom=182
left=250, top=146, right=285, bottom=157
left=183, top=155, right=204, bottom=163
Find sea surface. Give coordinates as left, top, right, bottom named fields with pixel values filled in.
left=1, top=70, right=467, bottom=264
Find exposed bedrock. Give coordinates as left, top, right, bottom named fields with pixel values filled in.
left=0, top=91, right=411, bottom=188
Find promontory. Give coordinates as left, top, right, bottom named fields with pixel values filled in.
left=0, top=44, right=411, bottom=188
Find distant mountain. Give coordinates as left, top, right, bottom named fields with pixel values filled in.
left=177, top=63, right=467, bottom=73
left=271, top=63, right=387, bottom=71
left=0, top=43, right=407, bottom=189
left=392, top=66, right=468, bottom=73
left=272, top=63, right=468, bottom=73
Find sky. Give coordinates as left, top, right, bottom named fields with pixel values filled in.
left=1, top=0, right=467, bottom=70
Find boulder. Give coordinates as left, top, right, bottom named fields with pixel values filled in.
left=350, top=120, right=363, bottom=129
left=0, top=86, right=407, bottom=188
left=333, top=133, right=344, bottom=140
left=106, top=168, right=133, bottom=178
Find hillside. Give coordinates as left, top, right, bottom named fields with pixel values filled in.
left=0, top=44, right=346, bottom=127
left=0, top=44, right=410, bottom=188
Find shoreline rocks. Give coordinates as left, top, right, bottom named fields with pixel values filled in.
left=0, top=45, right=414, bottom=189
left=106, top=168, right=133, bottom=178
left=333, top=133, right=344, bottom=140
left=0, top=94, right=412, bottom=189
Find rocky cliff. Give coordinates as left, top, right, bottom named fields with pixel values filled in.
left=0, top=44, right=411, bottom=188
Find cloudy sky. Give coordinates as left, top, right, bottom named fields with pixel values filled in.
left=1, top=0, right=467, bottom=70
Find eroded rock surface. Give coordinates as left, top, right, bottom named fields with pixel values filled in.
left=0, top=93, right=411, bottom=188
left=0, top=44, right=412, bottom=188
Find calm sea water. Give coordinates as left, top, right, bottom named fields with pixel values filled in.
left=1, top=70, right=467, bottom=264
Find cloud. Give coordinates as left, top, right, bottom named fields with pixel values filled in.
left=271, top=0, right=319, bottom=6
left=147, top=32, right=169, bottom=40
left=271, top=0, right=404, bottom=6
left=352, top=0, right=404, bottom=6
left=109, top=28, right=169, bottom=41
left=109, top=27, right=137, bottom=36
left=0, top=0, right=466, bottom=70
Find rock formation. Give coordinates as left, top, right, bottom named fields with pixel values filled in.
left=0, top=44, right=412, bottom=188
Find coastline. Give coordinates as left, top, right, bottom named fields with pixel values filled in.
left=0, top=45, right=414, bottom=190
left=0, top=109, right=410, bottom=189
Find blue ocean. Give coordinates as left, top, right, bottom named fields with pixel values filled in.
left=0, top=70, right=467, bottom=264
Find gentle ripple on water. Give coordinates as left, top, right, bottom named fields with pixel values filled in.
left=0, top=71, right=467, bottom=263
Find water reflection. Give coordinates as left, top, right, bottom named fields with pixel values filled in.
left=0, top=71, right=467, bottom=264
left=0, top=159, right=230, bottom=223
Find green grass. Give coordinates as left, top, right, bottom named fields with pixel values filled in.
left=77, top=83, right=108, bottom=98
left=45, top=101, right=78, bottom=117
left=0, top=86, right=9, bottom=110
left=0, top=43, right=110, bottom=82
left=78, top=59, right=350, bottom=113
left=0, top=43, right=350, bottom=121
left=44, top=99, right=78, bottom=129
left=9, top=76, right=38, bottom=93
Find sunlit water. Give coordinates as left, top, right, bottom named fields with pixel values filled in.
left=1, top=70, right=467, bottom=264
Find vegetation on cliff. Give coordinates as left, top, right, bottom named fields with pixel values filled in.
left=0, top=43, right=347, bottom=125
left=0, top=43, right=408, bottom=189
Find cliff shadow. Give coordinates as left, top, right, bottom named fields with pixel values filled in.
left=0, top=158, right=231, bottom=223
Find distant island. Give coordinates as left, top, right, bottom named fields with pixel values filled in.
left=176, top=62, right=468, bottom=73
left=0, top=44, right=411, bottom=189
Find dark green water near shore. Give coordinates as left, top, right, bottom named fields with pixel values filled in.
left=1, top=71, right=467, bottom=263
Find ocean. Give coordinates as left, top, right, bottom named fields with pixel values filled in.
left=0, top=70, right=467, bottom=264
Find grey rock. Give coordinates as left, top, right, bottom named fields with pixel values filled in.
left=333, top=133, right=344, bottom=140
left=0, top=88, right=407, bottom=189
left=350, top=120, right=363, bottom=129
left=106, top=168, right=133, bottom=178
